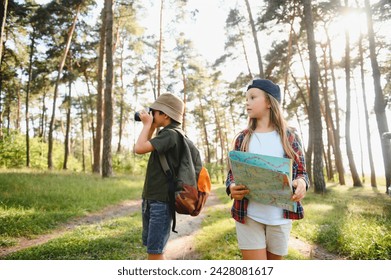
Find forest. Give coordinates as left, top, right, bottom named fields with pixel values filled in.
left=0, top=0, right=391, bottom=194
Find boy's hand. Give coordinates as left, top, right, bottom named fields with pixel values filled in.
left=291, top=178, right=307, bottom=202
left=229, top=184, right=250, bottom=200
left=139, top=109, right=154, bottom=126
left=134, top=110, right=155, bottom=154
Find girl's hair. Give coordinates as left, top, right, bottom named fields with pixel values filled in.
left=239, top=92, right=298, bottom=160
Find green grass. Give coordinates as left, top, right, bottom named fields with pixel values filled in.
left=1, top=170, right=390, bottom=260
left=292, top=183, right=391, bottom=259
left=0, top=169, right=143, bottom=247
left=194, top=183, right=391, bottom=260
left=4, top=213, right=145, bottom=260
left=193, top=184, right=308, bottom=260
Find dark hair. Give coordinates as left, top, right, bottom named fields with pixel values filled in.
left=156, top=110, right=181, bottom=125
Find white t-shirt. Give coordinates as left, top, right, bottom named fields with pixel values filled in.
left=247, top=131, right=291, bottom=225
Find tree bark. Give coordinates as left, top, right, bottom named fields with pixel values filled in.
left=63, top=77, right=72, bottom=170
left=0, top=0, right=8, bottom=65
left=117, top=43, right=125, bottom=153
left=198, top=96, right=210, bottom=163
left=181, top=66, right=187, bottom=131
left=157, top=0, right=163, bottom=97
left=78, top=98, right=86, bottom=172
left=102, top=0, right=114, bottom=178
left=25, top=30, right=36, bottom=168
left=325, top=27, right=345, bottom=185
left=303, top=0, right=326, bottom=193
left=358, top=32, right=376, bottom=187
left=319, top=48, right=334, bottom=181
left=48, top=4, right=80, bottom=169
left=244, top=0, right=264, bottom=78
left=93, top=8, right=106, bottom=174
left=344, top=0, right=362, bottom=187
left=365, top=0, right=391, bottom=192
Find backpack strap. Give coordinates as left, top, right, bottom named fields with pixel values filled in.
left=158, top=152, right=178, bottom=233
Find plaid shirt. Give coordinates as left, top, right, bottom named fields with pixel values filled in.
left=226, top=129, right=309, bottom=223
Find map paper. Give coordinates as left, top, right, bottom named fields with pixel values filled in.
left=229, top=150, right=297, bottom=212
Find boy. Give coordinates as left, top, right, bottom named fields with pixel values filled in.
left=134, top=93, right=184, bottom=260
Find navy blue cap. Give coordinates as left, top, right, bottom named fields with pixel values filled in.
left=247, top=79, right=281, bottom=103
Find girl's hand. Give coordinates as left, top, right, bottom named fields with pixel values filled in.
left=229, top=184, right=250, bottom=200
left=291, top=178, right=307, bottom=202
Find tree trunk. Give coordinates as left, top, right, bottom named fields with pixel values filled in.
left=102, top=0, right=114, bottom=178
left=78, top=98, right=86, bottom=172
left=0, top=0, right=4, bottom=139
left=303, top=0, right=326, bottom=193
left=25, top=30, right=36, bottom=168
left=282, top=0, right=297, bottom=108
left=181, top=66, right=187, bottom=131
left=117, top=44, right=125, bottom=154
left=244, top=0, right=264, bottom=78
left=0, top=0, right=8, bottom=65
left=365, top=0, right=391, bottom=193
left=39, top=89, right=47, bottom=139
left=358, top=32, right=376, bottom=187
left=48, top=4, right=80, bottom=169
left=198, top=96, right=210, bottom=163
left=325, top=28, right=345, bottom=185
left=83, top=69, right=95, bottom=145
left=319, top=45, right=334, bottom=181
left=237, top=24, right=252, bottom=79
left=212, top=100, right=224, bottom=166
left=344, top=0, right=362, bottom=187
left=63, top=78, right=72, bottom=170
left=157, top=0, right=163, bottom=97
left=93, top=7, right=106, bottom=174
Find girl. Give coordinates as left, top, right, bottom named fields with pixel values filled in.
left=226, top=79, right=309, bottom=260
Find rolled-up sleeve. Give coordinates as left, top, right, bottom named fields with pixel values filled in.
left=289, top=131, right=310, bottom=190
left=225, top=131, right=246, bottom=195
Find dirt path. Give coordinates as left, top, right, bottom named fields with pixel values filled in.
left=164, top=190, right=225, bottom=260
left=0, top=191, right=342, bottom=260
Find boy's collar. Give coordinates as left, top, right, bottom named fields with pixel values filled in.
left=163, top=123, right=181, bottom=130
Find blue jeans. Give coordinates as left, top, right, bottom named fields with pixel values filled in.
left=142, top=200, right=172, bottom=254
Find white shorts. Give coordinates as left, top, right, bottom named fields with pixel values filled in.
left=235, top=217, right=292, bottom=256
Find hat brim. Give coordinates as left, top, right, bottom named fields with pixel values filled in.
left=150, top=102, right=182, bottom=124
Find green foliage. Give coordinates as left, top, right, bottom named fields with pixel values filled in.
left=0, top=131, right=149, bottom=175
left=205, top=162, right=226, bottom=184
left=0, top=131, right=73, bottom=170
left=112, top=152, right=149, bottom=176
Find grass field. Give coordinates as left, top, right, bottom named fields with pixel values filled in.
left=1, top=169, right=390, bottom=260
left=196, top=182, right=391, bottom=260
left=0, top=169, right=143, bottom=248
